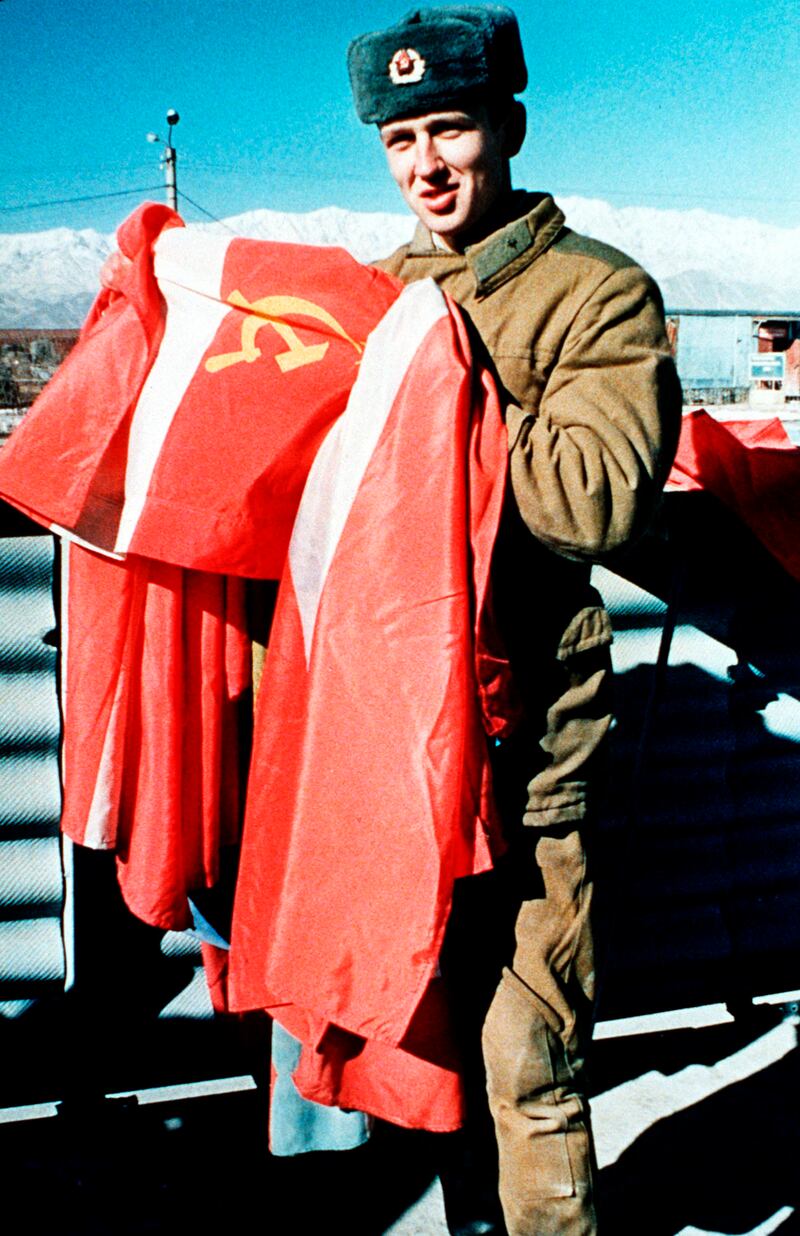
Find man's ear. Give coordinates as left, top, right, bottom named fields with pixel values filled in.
left=503, top=101, right=526, bottom=159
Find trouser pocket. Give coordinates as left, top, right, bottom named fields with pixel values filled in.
left=482, top=968, right=597, bottom=1234
left=483, top=967, right=580, bottom=1197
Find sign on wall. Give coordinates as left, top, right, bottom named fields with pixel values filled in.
left=750, top=353, right=785, bottom=381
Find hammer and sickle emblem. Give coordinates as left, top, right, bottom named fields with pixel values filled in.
left=205, top=290, right=363, bottom=374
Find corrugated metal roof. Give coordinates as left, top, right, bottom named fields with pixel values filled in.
left=0, top=536, right=64, bottom=1004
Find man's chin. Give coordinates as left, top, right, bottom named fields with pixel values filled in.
left=424, top=216, right=465, bottom=248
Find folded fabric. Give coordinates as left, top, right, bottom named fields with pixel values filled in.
left=61, top=543, right=250, bottom=930
left=668, top=409, right=800, bottom=581
left=0, top=205, right=406, bottom=929
left=270, top=1023, right=372, bottom=1156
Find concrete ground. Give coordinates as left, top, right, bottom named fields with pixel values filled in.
left=2, top=998, right=797, bottom=1235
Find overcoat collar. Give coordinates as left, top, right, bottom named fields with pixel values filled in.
left=407, top=191, right=566, bottom=297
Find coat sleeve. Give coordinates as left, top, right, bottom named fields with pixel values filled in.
left=506, top=263, right=682, bottom=561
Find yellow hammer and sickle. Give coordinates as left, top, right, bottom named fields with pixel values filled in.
left=205, top=290, right=364, bottom=375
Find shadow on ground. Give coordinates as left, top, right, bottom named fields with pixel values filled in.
left=3, top=1013, right=799, bottom=1235
left=1, top=1091, right=444, bottom=1236
left=592, top=1014, right=800, bottom=1235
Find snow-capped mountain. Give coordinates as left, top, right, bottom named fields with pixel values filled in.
left=0, top=226, right=113, bottom=329
left=2, top=199, right=799, bottom=328
left=557, top=198, right=800, bottom=312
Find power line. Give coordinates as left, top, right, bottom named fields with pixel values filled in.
left=178, top=190, right=238, bottom=234
left=0, top=157, right=165, bottom=175
left=0, top=185, right=163, bottom=213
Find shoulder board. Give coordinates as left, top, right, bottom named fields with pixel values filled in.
left=553, top=228, right=637, bottom=273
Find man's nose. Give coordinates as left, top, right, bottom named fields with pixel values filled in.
left=414, top=135, right=442, bottom=178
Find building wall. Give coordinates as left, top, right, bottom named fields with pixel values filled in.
left=671, top=311, right=800, bottom=403
left=673, top=314, right=750, bottom=393
left=0, top=329, right=79, bottom=443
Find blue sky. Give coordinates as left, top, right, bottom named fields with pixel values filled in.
left=2, top=0, right=799, bottom=235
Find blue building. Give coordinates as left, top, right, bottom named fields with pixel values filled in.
left=667, top=308, right=800, bottom=406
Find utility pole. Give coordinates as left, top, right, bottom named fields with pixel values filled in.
left=146, top=109, right=180, bottom=211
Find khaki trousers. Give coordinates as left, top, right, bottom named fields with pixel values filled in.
left=482, top=827, right=597, bottom=1235
left=441, top=566, right=610, bottom=1235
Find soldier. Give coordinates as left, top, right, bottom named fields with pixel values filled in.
left=347, top=6, right=682, bottom=1234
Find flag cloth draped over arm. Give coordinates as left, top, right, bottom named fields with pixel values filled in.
left=227, top=278, right=511, bottom=1131
left=60, top=543, right=251, bottom=930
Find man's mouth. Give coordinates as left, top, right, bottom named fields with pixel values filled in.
left=419, top=185, right=459, bottom=213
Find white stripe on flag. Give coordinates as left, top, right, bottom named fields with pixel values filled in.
left=114, top=230, right=232, bottom=554
left=288, top=278, right=449, bottom=664
left=50, top=524, right=125, bottom=560
left=81, top=656, right=130, bottom=849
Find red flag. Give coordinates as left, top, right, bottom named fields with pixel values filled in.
left=228, top=278, right=510, bottom=1127
left=1, top=210, right=516, bottom=1127
left=668, top=409, right=800, bottom=580
left=0, top=204, right=401, bottom=579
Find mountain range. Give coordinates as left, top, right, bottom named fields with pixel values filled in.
left=2, top=197, right=799, bottom=328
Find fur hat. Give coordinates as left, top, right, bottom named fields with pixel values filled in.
left=347, top=5, right=527, bottom=125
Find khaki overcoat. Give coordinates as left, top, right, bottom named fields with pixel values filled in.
left=375, top=190, right=682, bottom=829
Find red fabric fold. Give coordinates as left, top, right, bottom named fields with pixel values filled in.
left=62, top=544, right=251, bottom=930
left=668, top=409, right=800, bottom=580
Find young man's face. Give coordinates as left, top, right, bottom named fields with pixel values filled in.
left=379, top=106, right=509, bottom=250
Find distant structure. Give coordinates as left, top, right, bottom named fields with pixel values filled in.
left=3, top=310, right=800, bottom=445
left=0, top=329, right=79, bottom=443
left=667, top=308, right=800, bottom=407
